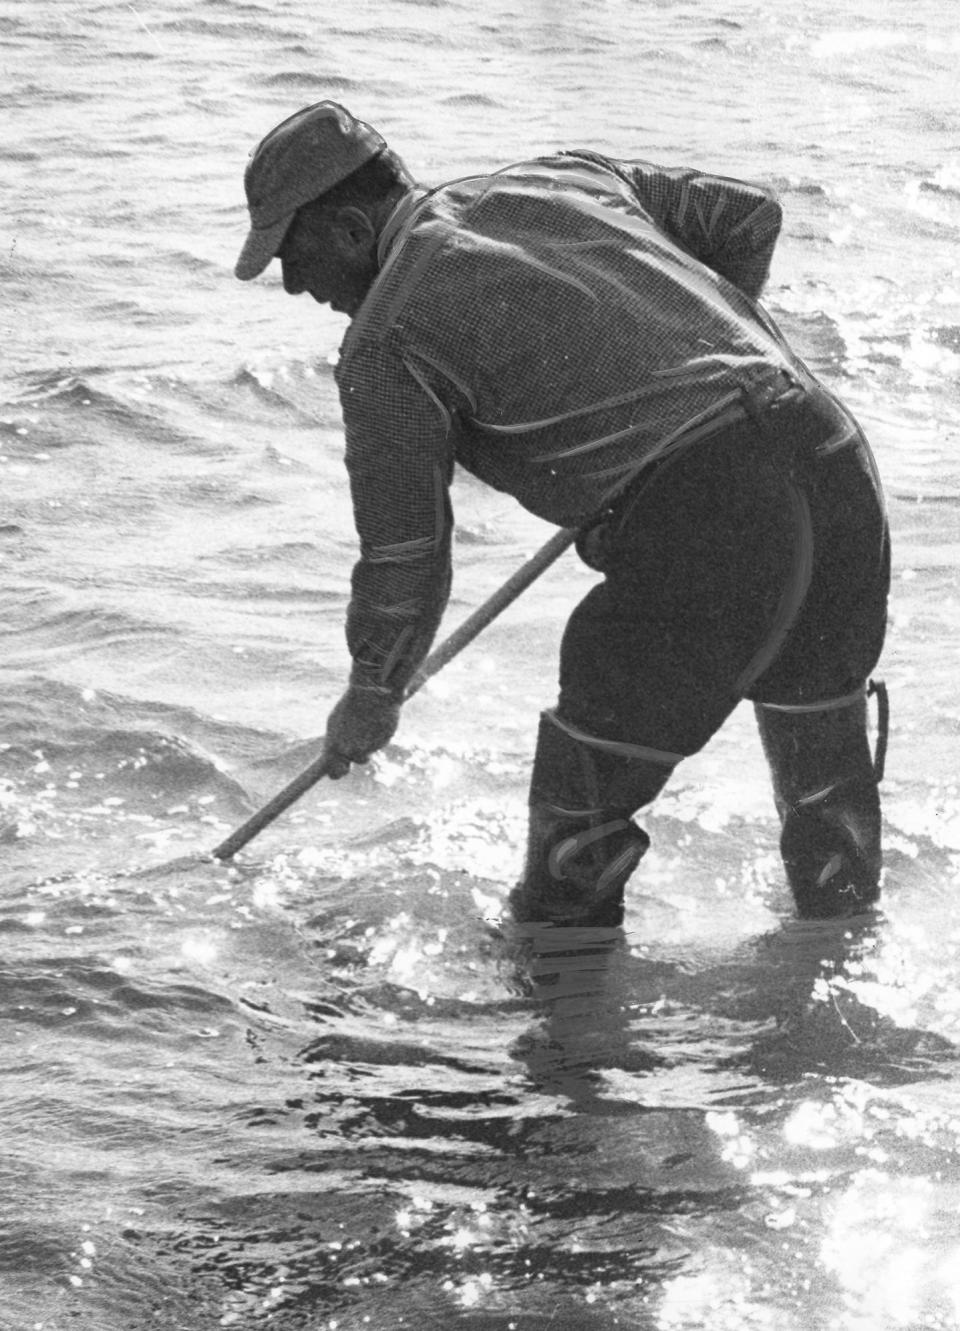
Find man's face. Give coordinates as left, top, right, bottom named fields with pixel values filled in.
left=277, top=204, right=378, bottom=317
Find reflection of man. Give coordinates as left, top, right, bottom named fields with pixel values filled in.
left=235, top=101, right=890, bottom=927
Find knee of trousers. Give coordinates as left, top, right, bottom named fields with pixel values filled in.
left=528, top=709, right=684, bottom=817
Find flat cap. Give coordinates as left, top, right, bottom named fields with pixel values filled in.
left=235, top=101, right=386, bottom=280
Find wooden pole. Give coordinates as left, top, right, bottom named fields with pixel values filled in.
left=211, top=526, right=578, bottom=860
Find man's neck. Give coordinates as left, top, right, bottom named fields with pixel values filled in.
left=375, top=183, right=426, bottom=267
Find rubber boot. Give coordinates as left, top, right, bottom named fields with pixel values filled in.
left=755, top=694, right=882, bottom=918
left=508, top=710, right=671, bottom=927
left=508, top=806, right=649, bottom=927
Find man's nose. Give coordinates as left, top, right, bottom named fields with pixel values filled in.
left=281, top=257, right=306, bottom=295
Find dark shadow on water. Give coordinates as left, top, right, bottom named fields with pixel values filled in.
left=494, top=922, right=668, bottom=1114
left=496, top=910, right=958, bottom=1105
left=731, top=912, right=958, bottom=1087
left=163, top=900, right=960, bottom=1329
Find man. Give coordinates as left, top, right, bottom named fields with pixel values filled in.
left=235, top=101, right=890, bottom=926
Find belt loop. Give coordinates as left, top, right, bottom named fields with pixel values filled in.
left=739, top=369, right=802, bottom=436
left=739, top=380, right=768, bottom=434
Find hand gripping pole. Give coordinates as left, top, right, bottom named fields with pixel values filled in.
left=211, top=526, right=578, bottom=861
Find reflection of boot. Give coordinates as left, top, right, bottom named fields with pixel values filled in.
left=755, top=692, right=883, bottom=919
left=509, top=806, right=649, bottom=927
left=509, top=710, right=672, bottom=927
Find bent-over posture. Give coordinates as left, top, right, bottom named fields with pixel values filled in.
left=235, top=101, right=890, bottom=925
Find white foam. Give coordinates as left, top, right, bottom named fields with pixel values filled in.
left=811, top=29, right=906, bottom=58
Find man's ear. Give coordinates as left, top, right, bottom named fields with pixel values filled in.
left=331, top=206, right=377, bottom=257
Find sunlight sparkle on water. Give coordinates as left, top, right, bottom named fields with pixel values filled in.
left=658, top=1268, right=778, bottom=1331
left=371, top=754, right=407, bottom=788
left=395, top=1195, right=434, bottom=1235
left=368, top=912, right=440, bottom=999
left=706, top=1110, right=756, bottom=1168
left=251, top=877, right=282, bottom=911
left=417, top=798, right=523, bottom=879
left=444, top=1271, right=494, bottom=1309
left=822, top=1172, right=943, bottom=1328
left=783, top=1100, right=854, bottom=1151
left=181, top=935, right=219, bottom=965
left=811, top=28, right=906, bottom=59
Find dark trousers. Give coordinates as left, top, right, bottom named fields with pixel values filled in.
left=530, top=374, right=890, bottom=918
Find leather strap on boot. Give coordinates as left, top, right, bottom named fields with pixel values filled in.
left=754, top=684, right=884, bottom=917
left=513, top=710, right=669, bottom=926
left=510, top=808, right=649, bottom=927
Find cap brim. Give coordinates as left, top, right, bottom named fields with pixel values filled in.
left=234, top=213, right=294, bottom=281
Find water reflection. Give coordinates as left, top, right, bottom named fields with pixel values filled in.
left=501, top=924, right=663, bottom=1114
left=493, top=913, right=960, bottom=1328
left=499, top=910, right=949, bottom=1105
left=162, top=885, right=960, bottom=1329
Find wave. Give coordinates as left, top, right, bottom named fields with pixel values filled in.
left=227, top=365, right=334, bottom=426
left=5, top=371, right=249, bottom=455
left=769, top=306, right=849, bottom=375
left=262, top=71, right=358, bottom=92
left=201, top=0, right=279, bottom=11
left=777, top=178, right=829, bottom=198
left=0, top=960, right=238, bottom=1031
left=2, top=604, right=178, bottom=660
left=1, top=84, right=96, bottom=110
left=157, top=17, right=301, bottom=40
left=932, top=324, right=960, bottom=353
left=85, top=298, right=193, bottom=328
left=0, top=678, right=264, bottom=839
left=159, top=248, right=233, bottom=274
left=6, top=361, right=339, bottom=440
left=0, top=724, right=247, bottom=809
left=454, top=523, right=511, bottom=546
left=917, top=165, right=960, bottom=203
left=903, top=180, right=960, bottom=237
left=0, top=675, right=265, bottom=746
left=337, top=24, right=457, bottom=47
left=7, top=372, right=184, bottom=439
left=440, top=93, right=504, bottom=108
left=9, top=371, right=127, bottom=408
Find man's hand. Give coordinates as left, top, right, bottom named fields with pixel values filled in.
left=323, top=685, right=401, bottom=779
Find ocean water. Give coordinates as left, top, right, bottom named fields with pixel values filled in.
left=3, top=1, right=960, bottom=1327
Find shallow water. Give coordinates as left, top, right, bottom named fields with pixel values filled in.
left=4, top=1, right=960, bottom=1328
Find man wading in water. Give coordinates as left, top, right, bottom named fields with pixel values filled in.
left=235, top=101, right=890, bottom=926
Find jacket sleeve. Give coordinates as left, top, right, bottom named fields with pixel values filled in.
left=336, top=337, right=455, bottom=700
left=581, top=152, right=783, bottom=300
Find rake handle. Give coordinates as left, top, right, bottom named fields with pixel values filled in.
left=211, top=526, right=578, bottom=860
